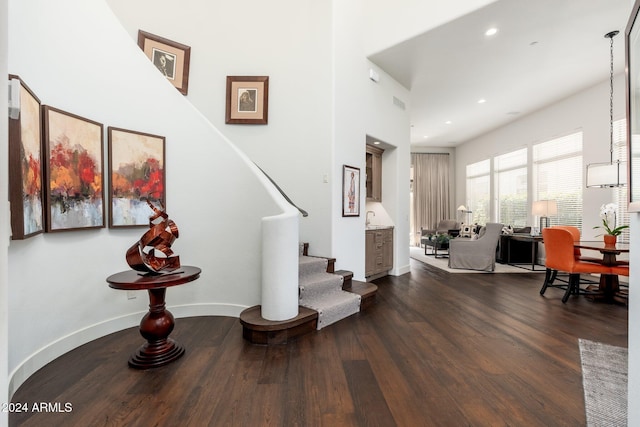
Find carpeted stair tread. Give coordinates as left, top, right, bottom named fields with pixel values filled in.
left=299, top=273, right=344, bottom=297
left=299, top=290, right=361, bottom=329
left=299, top=256, right=329, bottom=276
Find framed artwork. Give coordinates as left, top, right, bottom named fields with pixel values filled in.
left=342, top=165, right=360, bottom=217
left=43, top=106, right=105, bottom=232
left=225, top=76, right=269, bottom=124
left=108, top=127, right=166, bottom=228
left=138, top=30, right=191, bottom=95
left=8, top=75, right=44, bottom=239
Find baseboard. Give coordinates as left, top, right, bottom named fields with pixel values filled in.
left=8, top=303, right=246, bottom=399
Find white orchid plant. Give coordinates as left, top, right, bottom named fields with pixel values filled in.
left=593, top=203, right=629, bottom=236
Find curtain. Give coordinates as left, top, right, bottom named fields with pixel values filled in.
left=411, top=153, right=450, bottom=246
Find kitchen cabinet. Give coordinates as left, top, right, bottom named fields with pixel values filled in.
left=366, top=145, right=383, bottom=202
left=365, top=227, right=393, bottom=278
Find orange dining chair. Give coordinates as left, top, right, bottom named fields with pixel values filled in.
left=544, top=225, right=601, bottom=287
left=540, top=228, right=612, bottom=303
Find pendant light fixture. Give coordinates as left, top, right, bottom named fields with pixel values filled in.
left=586, top=30, right=627, bottom=188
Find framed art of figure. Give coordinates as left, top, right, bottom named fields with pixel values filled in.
left=108, top=127, right=166, bottom=228
left=225, top=76, right=269, bottom=124
left=42, top=106, right=105, bottom=232
left=8, top=75, right=44, bottom=239
left=342, top=165, right=360, bottom=217
left=138, top=30, right=191, bottom=95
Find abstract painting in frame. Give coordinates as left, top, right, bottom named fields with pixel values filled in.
left=8, top=75, right=44, bottom=239
left=225, top=76, right=269, bottom=124
left=342, top=165, right=360, bottom=217
left=108, top=127, right=166, bottom=228
left=138, top=30, right=191, bottom=95
left=43, top=106, right=105, bottom=232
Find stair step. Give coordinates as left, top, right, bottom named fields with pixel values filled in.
left=299, top=273, right=344, bottom=298
left=347, top=280, right=377, bottom=310
left=335, top=270, right=353, bottom=289
left=300, top=291, right=361, bottom=330
left=239, top=305, right=318, bottom=345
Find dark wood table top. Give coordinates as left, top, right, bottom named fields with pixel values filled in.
left=574, top=241, right=629, bottom=254
left=107, top=266, right=201, bottom=291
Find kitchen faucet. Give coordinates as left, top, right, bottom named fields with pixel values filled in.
left=366, top=210, right=375, bottom=227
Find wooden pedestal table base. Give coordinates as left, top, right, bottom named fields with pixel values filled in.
left=106, top=266, right=201, bottom=369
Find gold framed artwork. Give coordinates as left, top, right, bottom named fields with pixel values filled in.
left=225, top=76, right=269, bottom=124
left=8, top=75, right=44, bottom=239
left=138, top=30, right=191, bottom=95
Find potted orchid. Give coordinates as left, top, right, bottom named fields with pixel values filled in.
left=593, top=203, right=628, bottom=245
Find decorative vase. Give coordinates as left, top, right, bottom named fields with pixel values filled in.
left=603, top=234, right=617, bottom=246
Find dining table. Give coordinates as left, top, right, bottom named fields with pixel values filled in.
left=574, top=240, right=629, bottom=303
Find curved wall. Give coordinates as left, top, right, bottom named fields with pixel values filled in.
left=7, top=0, right=296, bottom=396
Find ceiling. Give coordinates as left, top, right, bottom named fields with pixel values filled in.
left=368, top=0, right=634, bottom=148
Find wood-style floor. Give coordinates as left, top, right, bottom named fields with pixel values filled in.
left=11, top=259, right=628, bottom=426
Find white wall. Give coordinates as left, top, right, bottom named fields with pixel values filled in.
left=455, top=75, right=627, bottom=239
left=332, top=1, right=411, bottom=279
left=7, top=0, right=295, bottom=396
left=1, top=0, right=9, bottom=424
left=106, top=0, right=335, bottom=257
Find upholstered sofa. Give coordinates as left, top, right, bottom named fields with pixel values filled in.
left=420, top=219, right=459, bottom=243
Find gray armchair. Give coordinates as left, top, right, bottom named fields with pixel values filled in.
left=448, top=223, right=503, bottom=271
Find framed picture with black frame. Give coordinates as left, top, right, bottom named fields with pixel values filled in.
left=342, top=165, right=360, bottom=217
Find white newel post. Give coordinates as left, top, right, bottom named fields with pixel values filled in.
left=261, top=211, right=299, bottom=321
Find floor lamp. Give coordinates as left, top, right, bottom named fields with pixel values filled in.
left=532, top=200, right=557, bottom=233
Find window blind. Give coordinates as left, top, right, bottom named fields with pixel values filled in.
left=494, top=148, right=527, bottom=227
left=533, top=132, right=583, bottom=230
left=466, top=159, right=490, bottom=225
left=613, top=118, right=630, bottom=242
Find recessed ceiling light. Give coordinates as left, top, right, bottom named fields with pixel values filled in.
left=485, top=28, right=498, bottom=36
left=423, top=135, right=429, bottom=139
left=445, top=121, right=452, bottom=125
left=478, top=99, right=486, bottom=104
left=373, top=141, right=381, bottom=145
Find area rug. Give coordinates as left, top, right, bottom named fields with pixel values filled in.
left=409, top=246, right=545, bottom=273
left=579, top=339, right=627, bottom=427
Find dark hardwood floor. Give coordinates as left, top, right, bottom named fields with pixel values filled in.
left=11, top=259, right=628, bottom=426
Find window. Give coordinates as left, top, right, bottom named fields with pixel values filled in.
left=613, top=118, right=630, bottom=243
left=494, top=148, right=527, bottom=227
left=466, top=159, right=490, bottom=225
left=533, top=132, right=583, bottom=230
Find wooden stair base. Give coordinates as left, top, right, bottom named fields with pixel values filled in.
left=239, top=305, right=318, bottom=345
left=240, top=270, right=378, bottom=345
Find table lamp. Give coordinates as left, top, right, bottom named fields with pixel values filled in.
left=532, top=200, right=557, bottom=232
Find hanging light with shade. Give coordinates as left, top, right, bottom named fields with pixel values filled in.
left=586, top=30, right=627, bottom=188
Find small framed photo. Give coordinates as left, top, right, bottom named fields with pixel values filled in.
left=43, top=106, right=105, bottom=232
left=342, top=165, right=360, bottom=217
left=138, top=30, right=191, bottom=95
left=225, top=76, right=269, bottom=124
left=8, top=75, right=44, bottom=239
left=108, top=127, right=166, bottom=228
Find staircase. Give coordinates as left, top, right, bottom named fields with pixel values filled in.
left=239, top=243, right=377, bottom=344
